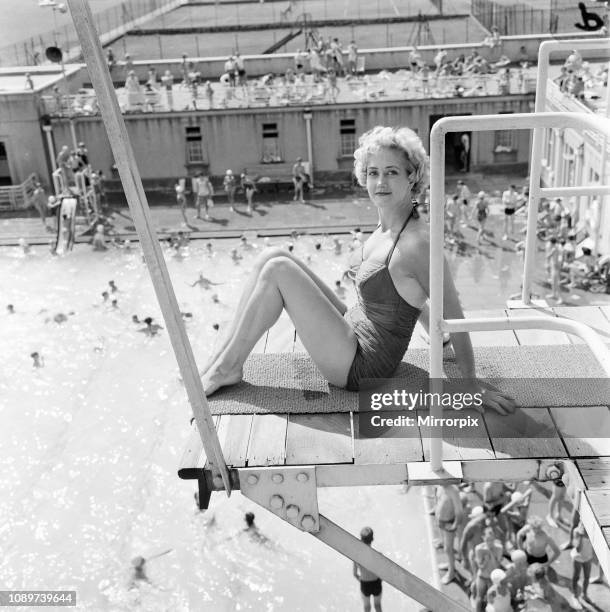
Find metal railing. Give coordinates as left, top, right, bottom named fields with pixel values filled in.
left=0, top=173, right=38, bottom=212
left=39, top=69, right=535, bottom=117
left=429, top=110, right=610, bottom=471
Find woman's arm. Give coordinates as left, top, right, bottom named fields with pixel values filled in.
left=398, top=231, right=515, bottom=414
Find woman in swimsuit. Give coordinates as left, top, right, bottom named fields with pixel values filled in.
left=200, top=126, right=514, bottom=415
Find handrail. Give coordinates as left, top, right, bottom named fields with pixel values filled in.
left=429, top=111, right=610, bottom=471
left=523, top=39, right=610, bottom=305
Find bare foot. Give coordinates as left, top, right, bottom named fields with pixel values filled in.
left=201, top=361, right=243, bottom=396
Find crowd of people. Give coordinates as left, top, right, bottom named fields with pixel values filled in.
left=554, top=48, right=609, bottom=101
left=426, top=476, right=606, bottom=611
left=440, top=177, right=608, bottom=300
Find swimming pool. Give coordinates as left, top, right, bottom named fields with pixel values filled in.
left=0, top=237, right=433, bottom=611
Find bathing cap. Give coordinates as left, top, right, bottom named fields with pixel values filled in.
left=490, top=569, right=506, bottom=585
left=511, top=491, right=524, bottom=504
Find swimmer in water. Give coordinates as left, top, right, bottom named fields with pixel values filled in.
left=205, top=242, right=213, bottom=256
left=333, top=237, right=343, bottom=255
left=190, top=273, right=222, bottom=290
left=31, top=351, right=44, bottom=368
left=334, top=280, right=346, bottom=299
left=101, top=291, right=109, bottom=303
left=243, top=512, right=268, bottom=543
left=111, top=299, right=119, bottom=309
left=131, top=556, right=148, bottom=582
left=140, top=317, right=164, bottom=336
left=7, top=304, right=15, bottom=314
left=230, top=248, right=243, bottom=263
left=108, top=280, right=118, bottom=293
left=132, top=314, right=140, bottom=324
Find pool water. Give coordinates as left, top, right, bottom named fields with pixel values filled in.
left=1, top=237, right=433, bottom=611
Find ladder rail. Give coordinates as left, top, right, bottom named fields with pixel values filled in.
left=429, top=111, right=610, bottom=471
left=523, top=38, right=610, bottom=305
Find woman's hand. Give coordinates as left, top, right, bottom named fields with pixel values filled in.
left=475, top=383, right=517, bottom=416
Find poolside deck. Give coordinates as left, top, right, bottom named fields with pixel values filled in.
left=179, top=305, right=610, bottom=581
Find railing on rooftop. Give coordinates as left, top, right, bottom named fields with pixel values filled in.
left=39, top=70, right=536, bottom=117
left=0, top=174, right=37, bottom=213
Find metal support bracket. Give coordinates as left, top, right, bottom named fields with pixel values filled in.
left=239, top=466, right=320, bottom=533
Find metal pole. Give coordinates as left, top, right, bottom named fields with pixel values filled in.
left=428, top=119, right=445, bottom=472
left=304, top=110, right=314, bottom=188
left=43, top=126, right=57, bottom=171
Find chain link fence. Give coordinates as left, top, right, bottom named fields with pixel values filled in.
left=0, top=0, right=178, bottom=67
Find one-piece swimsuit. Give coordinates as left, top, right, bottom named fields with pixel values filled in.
left=344, top=211, right=422, bottom=391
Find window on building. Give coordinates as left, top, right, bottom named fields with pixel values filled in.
left=340, top=119, right=356, bottom=157
left=494, top=112, right=516, bottom=152
left=185, top=126, right=203, bottom=163
left=262, top=122, right=281, bottom=163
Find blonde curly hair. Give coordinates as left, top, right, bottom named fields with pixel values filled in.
left=353, top=126, right=430, bottom=198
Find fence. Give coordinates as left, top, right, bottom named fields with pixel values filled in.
left=0, top=0, right=179, bottom=67
left=0, top=174, right=38, bottom=212
left=471, top=0, right=608, bottom=36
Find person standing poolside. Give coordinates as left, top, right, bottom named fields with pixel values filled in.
left=502, top=185, right=519, bottom=240
left=32, top=182, right=51, bottom=229
left=194, top=173, right=214, bottom=221
left=292, top=157, right=306, bottom=203
left=199, top=125, right=515, bottom=420
left=517, top=516, right=560, bottom=570
left=241, top=169, right=257, bottom=214
left=175, top=180, right=188, bottom=225
left=472, top=191, right=490, bottom=244
left=223, top=169, right=237, bottom=211
left=347, top=40, right=358, bottom=75
left=473, top=527, right=505, bottom=612
left=353, top=527, right=382, bottom=612
left=456, top=179, right=471, bottom=225
left=435, top=484, right=463, bottom=584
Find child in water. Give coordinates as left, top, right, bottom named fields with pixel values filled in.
left=92, top=224, right=107, bottom=251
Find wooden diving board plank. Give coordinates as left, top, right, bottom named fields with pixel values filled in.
left=354, top=428, right=424, bottom=465
left=507, top=308, right=570, bottom=345
left=246, top=414, right=288, bottom=466
left=419, top=409, right=495, bottom=462
left=215, top=414, right=253, bottom=468
left=552, top=306, right=610, bottom=344
left=466, top=309, right=518, bottom=346
left=484, top=408, right=567, bottom=459
left=604, top=528, right=610, bottom=547
left=285, top=413, right=353, bottom=465
left=577, top=458, right=610, bottom=490
left=550, top=407, right=610, bottom=457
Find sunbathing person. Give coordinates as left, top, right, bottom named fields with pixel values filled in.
left=200, top=126, right=515, bottom=416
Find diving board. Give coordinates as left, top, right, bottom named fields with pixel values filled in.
left=179, top=306, right=610, bottom=584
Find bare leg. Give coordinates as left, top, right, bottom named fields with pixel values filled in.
left=202, top=247, right=346, bottom=372
left=202, top=256, right=357, bottom=395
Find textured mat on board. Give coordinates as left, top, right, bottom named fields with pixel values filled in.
left=207, top=345, right=609, bottom=415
